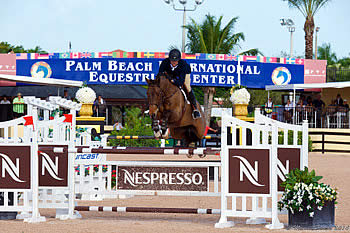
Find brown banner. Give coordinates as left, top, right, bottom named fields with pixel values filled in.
left=228, top=148, right=270, bottom=194
left=277, top=148, right=301, bottom=192
left=117, top=166, right=208, bottom=191
left=38, top=145, right=68, bottom=187
left=0, top=146, right=31, bottom=189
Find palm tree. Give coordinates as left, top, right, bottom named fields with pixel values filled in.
left=26, top=46, right=47, bottom=54
left=185, top=14, right=260, bottom=125
left=283, top=0, right=330, bottom=59
left=317, top=43, right=337, bottom=65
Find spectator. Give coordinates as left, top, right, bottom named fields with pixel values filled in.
left=313, top=94, right=325, bottom=110
left=265, top=97, right=274, bottom=118
left=7, top=49, right=14, bottom=54
left=113, top=121, right=123, bottom=131
left=313, top=94, right=325, bottom=128
left=343, top=99, right=349, bottom=109
left=284, top=99, right=293, bottom=123
left=336, top=94, right=343, bottom=107
left=0, top=95, right=10, bottom=104
left=13, top=93, right=25, bottom=118
left=63, top=90, right=71, bottom=100
left=94, top=95, right=107, bottom=117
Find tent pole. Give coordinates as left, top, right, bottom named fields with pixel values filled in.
left=293, top=88, right=296, bottom=124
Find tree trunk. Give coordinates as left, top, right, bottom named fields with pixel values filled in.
left=205, top=87, right=215, bottom=126
left=304, top=16, right=315, bottom=59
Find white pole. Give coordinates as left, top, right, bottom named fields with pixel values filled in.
left=290, top=30, right=294, bottom=58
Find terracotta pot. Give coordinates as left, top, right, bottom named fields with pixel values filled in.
left=79, top=103, right=94, bottom=117
left=233, top=104, right=248, bottom=117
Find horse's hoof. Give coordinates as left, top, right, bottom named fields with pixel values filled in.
left=186, top=153, right=193, bottom=158
left=198, top=154, right=206, bottom=158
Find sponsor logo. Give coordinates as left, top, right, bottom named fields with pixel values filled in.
left=233, top=156, right=264, bottom=187
left=118, top=166, right=208, bottom=191
left=0, top=153, right=25, bottom=183
left=271, top=67, right=291, bottom=85
left=31, top=61, right=52, bottom=79
left=40, top=152, right=63, bottom=181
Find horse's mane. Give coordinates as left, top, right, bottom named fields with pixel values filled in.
left=148, top=72, right=173, bottom=87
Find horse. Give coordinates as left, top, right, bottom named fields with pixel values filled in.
left=146, top=73, right=206, bottom=146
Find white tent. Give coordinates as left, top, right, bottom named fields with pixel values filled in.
left=0, top=74, right=83, bottom=87
left=265, top=82, right=350, bottom=124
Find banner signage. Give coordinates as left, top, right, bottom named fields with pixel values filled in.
left=16, top=58, right=304, bottom=89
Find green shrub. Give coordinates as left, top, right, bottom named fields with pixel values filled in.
left=108, top=107, right=160, bottom=147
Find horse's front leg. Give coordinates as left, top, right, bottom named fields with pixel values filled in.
left=160, top=111, right=170, bottom=138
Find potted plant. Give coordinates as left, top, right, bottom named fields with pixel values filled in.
left=230, top=84, right=250, bottom=117
left=278, top=167, right=337, bottom=229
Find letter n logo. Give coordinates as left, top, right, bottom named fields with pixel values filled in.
left=0, top=153, right=25, bottom=183
left=233, top=156, right=264, bottom=187
left=40, top=152, right=63, bottom=181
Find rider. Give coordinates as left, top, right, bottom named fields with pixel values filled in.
left=158, top=49, right=201, bottom=119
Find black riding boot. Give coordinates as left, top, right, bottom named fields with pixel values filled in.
left=188, top=90, right=201, bottom=119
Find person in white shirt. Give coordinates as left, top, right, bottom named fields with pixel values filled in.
left=265, top=97, right=274, bottom=118
left=113, top=121, right=123, bottom=131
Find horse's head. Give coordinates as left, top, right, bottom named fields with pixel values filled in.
left=146, top=75, right=162, bottom=119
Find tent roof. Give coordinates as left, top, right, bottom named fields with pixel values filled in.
left=265, top=81, right=350, bottom=91
left=0, top=74, right=83, bottom=87
left=0, top=85, right=147, bottom=99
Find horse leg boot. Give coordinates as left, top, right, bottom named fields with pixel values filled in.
left=188, top=90, right=201, bottom=119
left=152, top=119, right=161, bottom=138
left=160, top=119, right=169, bottom=138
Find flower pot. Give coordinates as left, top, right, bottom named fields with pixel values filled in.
left=79, top=103, right=94, bottom=117
left=233, top=104, right=248, bottom=117
left=288, top=201, right=335, bottom=229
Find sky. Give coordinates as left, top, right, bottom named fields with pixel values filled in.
left=1, top=0, right=349, bottom=58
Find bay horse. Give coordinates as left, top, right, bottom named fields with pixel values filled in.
left=146, top=73, right=206, bottom=146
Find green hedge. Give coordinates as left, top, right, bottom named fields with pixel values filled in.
left=108, top=107, right=160, bottom=147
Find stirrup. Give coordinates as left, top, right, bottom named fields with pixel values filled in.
left=192, top=110, right=201, bottom=119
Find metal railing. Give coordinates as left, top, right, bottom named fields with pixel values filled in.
left=261, top=106, right=350, bottom=128
left=327, top=67, right=350, bottom=82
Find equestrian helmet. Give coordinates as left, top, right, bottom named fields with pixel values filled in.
left=169, top=49, right=181, bottom=61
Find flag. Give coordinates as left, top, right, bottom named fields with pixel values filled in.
left=71, top=52, right=81, bottom=59
left=63, top=114, right=73, bottom=125
left=29, top=53, right=38, bottom=59
left=244, top=56, right=257, bottom=62
left=137, top=52, right=144, bottom=58
left=257, top=56, right=266, bottom=63
left=206, top=54, right=216, bottom=60
left=267, top=57, right=277, bottom=63
left=126, top=52, right=135, bottom=58
left=224, top=54, right=237, bottom=61
left=99, top=52, right=110, bottom=58
left=196, top=53, right=206, bottom=60
left=216, top=54, right=225, bottom=60
left=155, top=52, right=166, bottom=58
left=183, top=53, right=196, bottom=59
left=37, top=54, right=49, bottom=59
left=49, top=53, right=60, bottom=59
left=81, top=52, right=92, bottom=58
left=23, top=116, right=34, bottom=130
left=286, top=57, right=296, bottom=64
left=144, top=52, right=155, bottom=58
left=278, top=57, right=286, bottom=64
left=16, top=53, right=29, bottom=60
left=295, top=58, right=304, bottom=65
left=59, top=52, right=70, bottom=59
